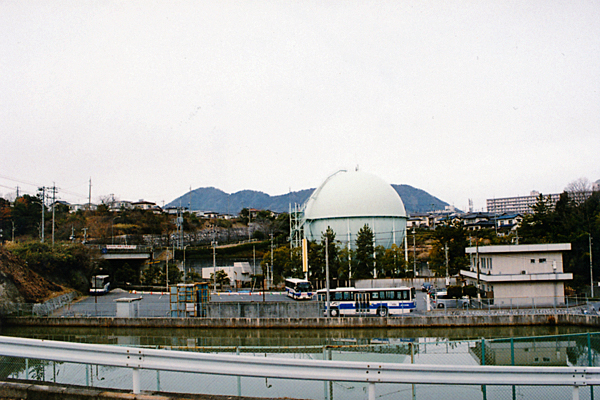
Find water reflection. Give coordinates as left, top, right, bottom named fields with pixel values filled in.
left=0, top=324, right=596, bottom=349
left=2, top=324, right=600, bottom=400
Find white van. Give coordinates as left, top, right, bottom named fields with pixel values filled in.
left=432, top=290, right=470, bottom=309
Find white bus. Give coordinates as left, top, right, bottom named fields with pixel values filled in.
left=90, top=275, right=110, bottom=295
left=317, top=286, right=416, bottom=317
left=284, top=278, right=314, bottom=300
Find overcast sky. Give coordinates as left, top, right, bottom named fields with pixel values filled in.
left=1, top=1, right=599, bottom=212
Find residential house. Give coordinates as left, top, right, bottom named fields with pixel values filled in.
left=131, top=200, right=161, bottom=212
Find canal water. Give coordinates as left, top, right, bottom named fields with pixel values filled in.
left=1, top=324, right=597, bottom=347
left=2, top=324, right=599, bottom=400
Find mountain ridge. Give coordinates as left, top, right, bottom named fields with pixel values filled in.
left=167, top=185, right=451, bottom=215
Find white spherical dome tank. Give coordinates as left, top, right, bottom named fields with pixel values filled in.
left=302, top=170, right=407, bottom=249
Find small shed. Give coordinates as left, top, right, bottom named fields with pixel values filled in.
left=115, top=297, right=142, bottom=318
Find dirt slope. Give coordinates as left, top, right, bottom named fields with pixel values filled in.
left=0, top=247, right=67, bottom=304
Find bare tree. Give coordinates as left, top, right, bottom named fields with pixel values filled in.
left=565, top=178, right=592, bottom=206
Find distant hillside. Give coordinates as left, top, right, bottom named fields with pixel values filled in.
left=167, top=184, right=450, bottom=216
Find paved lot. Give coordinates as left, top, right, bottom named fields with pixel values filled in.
left=55, top=289, right=296, bottom=317
left=56, top=287, right=432, bottom=318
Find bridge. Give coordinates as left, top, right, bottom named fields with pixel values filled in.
left=100, top=245, right=152, bottom=260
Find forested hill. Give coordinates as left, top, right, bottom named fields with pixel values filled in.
left=166, top=184, right=451, bottom=215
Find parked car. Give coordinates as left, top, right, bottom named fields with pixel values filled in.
left=432, top=290, right=470, bottom=309
left=421, top=282, right=433, bottom=292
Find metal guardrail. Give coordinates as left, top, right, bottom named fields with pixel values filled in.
left=1, top=336, right=599, bottom=400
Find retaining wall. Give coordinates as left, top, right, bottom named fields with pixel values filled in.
left=4, top=313, right=599, bottom=329
left=0, top=380, right=259, bottom=400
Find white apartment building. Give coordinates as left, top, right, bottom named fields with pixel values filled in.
left=486, top=191, right=561, bottom=215
left=460, top=243, right=572, bottom=307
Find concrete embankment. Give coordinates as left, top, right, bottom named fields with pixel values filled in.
left=0, top=380, right=271, bottom=400
left=4, top=313, right=600, bottom=329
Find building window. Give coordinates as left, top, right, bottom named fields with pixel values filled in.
left=539, top=258, right=546, bottom=263
left=531, top=259, right=536, bottom=263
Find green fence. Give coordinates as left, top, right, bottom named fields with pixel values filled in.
left=1, top=332, right=599, bottom=399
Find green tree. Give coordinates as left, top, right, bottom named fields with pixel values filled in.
left=11, top=195, right=43, bottom=238
left=320, top=227, right=340, bottom=280
left=377, top=244, right=407, bottom=278
left=430, top=221, right=469, bottom=277
left=307, top=240, right=324, bottom=280
left=142, top=263, right=163, bottom=286
left=337, top=246, right=355, bottom=280
left=0, top=197, right=12, bottom=243
left=113, top=262, right=137, bottom=286
left=210, top=270, right=230, bottom=288
left=354, top=224, right=374, bottom=279
left=238, top=208, right=250, bottom=225
left=261, top=245, right=300, bottom=284
left=520, top=194, right=556, bottom=244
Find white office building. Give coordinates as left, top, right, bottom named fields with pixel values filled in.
left=460, top=243, right=572, bottom=307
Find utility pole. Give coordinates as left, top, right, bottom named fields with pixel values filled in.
left=166, top=249, right=170, bottom=292
left=88, top=178, right=92, bottom=210
left=476, top=239, right=481, bottom=302
left=325, top=235, right=330, bottom=318
left=412, top=229, right=416, bottom=277
left=404, top=233, right=409, bottom=265
left=270, top=233, right=274, bottom=290
left=50, top=184, right=56, bottom=248
left=590, top=234, right=594, bottom=298
left=39, top=187, right=45, bottom=243
left=444, top=243, right=449, bottom=286
left=212, top=238, right=217, bottom=293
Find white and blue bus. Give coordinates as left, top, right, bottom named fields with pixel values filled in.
left=90, top=275, right=110, bottom=295
left=284, top=278, right=314, bottom=300
left=317, top=286, right=416, bottom=317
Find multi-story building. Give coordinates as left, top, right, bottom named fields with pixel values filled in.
left=486, top=191, right=561, bottom=215
left=488, top=184, right=599, bottom=215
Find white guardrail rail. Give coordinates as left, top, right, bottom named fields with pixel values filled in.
left=1, top=336, right=600, bottom=400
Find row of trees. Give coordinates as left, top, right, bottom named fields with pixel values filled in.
left=519, top=190, right=600, bottom=290
left=264, top=226, right=407, bottom=283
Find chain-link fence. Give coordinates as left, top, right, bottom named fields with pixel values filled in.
left=2, top=332, right=599, bottom=399
left=2, top=294, right=597, bottom=319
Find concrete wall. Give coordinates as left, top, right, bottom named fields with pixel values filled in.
left=494, top=281, right=566, bottom=307
left=0, top=380, right=225, bottom=400
left=206, top=301, right=322, bottom=318
left=5, top=313, right=599, bottom=329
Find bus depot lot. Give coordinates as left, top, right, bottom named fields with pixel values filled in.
left=61, top=289, right=428, bottom=317
left=57, top=289, right=299, bottom=318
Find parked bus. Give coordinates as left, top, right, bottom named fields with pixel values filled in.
left=284, top=278, right=314, bottom=300
left=90, top=275, right=110, bottom=295
left=317, top=286, right=416, bottom=317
